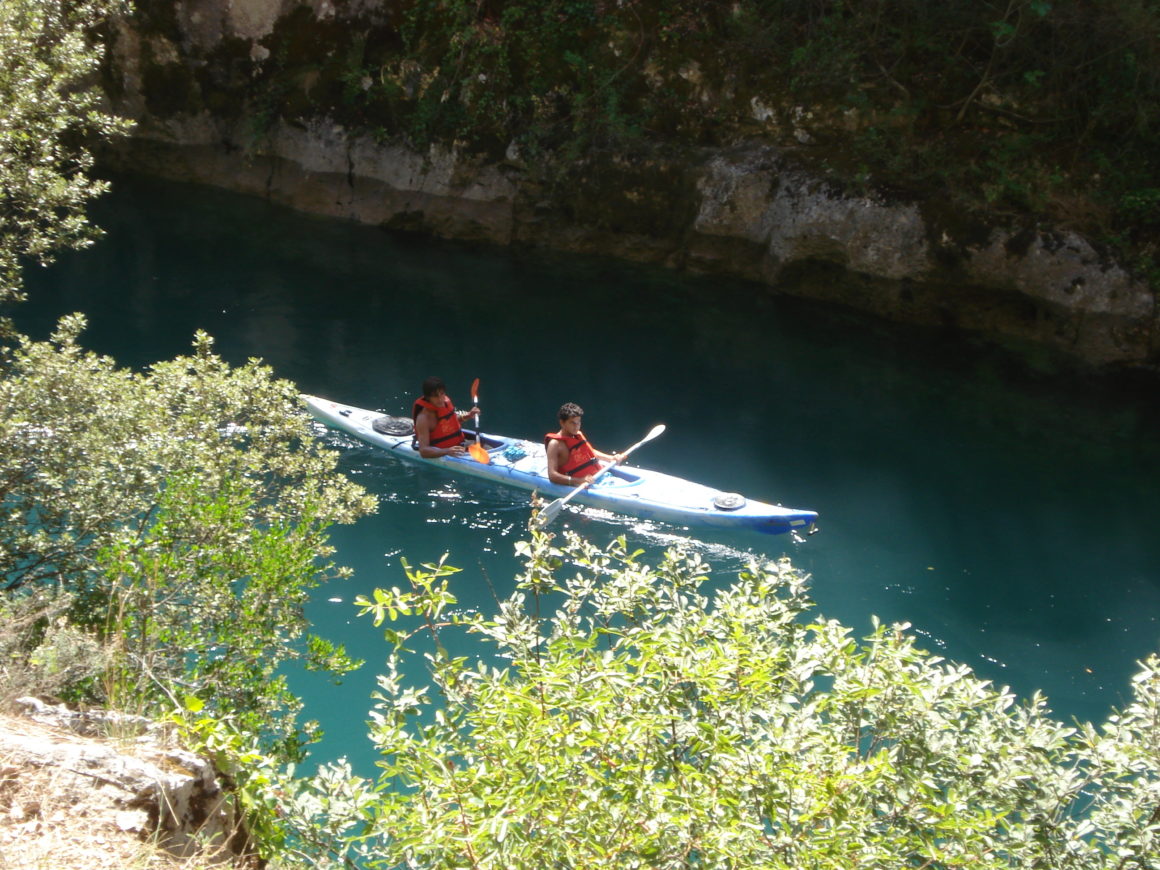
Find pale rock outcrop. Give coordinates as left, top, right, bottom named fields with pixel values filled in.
left=229, top=0, right=286, bottom=41
left=3, top=697, right=248, bottom=859
left=693, top=149, right=931, bottom=278
left=685, top=147, right=1155, bottom=365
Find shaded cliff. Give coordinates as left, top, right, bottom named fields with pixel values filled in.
left=99, top=0, right=1159, bottom=371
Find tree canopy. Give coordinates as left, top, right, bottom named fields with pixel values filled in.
left=292, top=527, right=1160, bottom=869
left=0, top=0, right=130, bottom=319
left=0, top=319, right=376, bottom=754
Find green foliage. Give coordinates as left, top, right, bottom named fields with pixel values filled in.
left=170, top=697, right=376, bottom=869
left=328, top=525, right=1160, bottom=868
left=0, top=587, right=105, bottom=705
left=237, top=0, right=1159, bottom=255
left=99, top=472, right=363, bottom=758
left=0, top=316, right=376, bottom=751
left=0, top=0, right=132, bottom=316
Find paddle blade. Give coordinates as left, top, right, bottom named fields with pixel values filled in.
left=468, top=442, right=490, bottom=464
left=471, top=377, right=480, bottom=403
left=642, top=423, right=665, bottom=443
left=536, top=498, right=564, bottom=527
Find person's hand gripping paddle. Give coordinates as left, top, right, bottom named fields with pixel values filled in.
left=467, top=378, right=489, bottom=464
left=535, top=423, right=665, bottom=527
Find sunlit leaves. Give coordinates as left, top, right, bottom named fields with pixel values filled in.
left=0, top=318, right=376, bottom=752
left=0, top=0, right=133, bottom=315
left=330, top=526, right=1160, bottom=868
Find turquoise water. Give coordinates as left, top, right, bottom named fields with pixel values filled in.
left=18, top=174, right=1160, bottom=776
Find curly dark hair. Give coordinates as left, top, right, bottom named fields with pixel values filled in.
left=422, top=376, right=447, bottom=399
left=557, top=402, right=584, bottom=422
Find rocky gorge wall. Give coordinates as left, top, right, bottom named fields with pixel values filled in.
left=100, top=0, right=1158, bottom=372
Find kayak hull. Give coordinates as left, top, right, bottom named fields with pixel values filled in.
left=303, top=395, right=818, bottom=535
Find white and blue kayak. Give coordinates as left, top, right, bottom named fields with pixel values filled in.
left=303, top=395, right=819, bottom=536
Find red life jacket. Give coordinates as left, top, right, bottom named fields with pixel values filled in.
left=545, top=431, right=601, bottom=478
left=413, top=396, right=464, bottom=447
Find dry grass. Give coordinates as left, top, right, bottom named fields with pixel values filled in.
left=0, top=713, right=251, bottom=870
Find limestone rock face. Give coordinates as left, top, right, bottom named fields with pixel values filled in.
left=99, top=2, right=1158, bottom=371
left=167, top=0, right=285, bottom=47
left=684, top=147, right=1155, bottom=367
left=960, top=230, right=1154, bottom=365
left=112, top=108, right=520, bottom=246
left=694, top=149, right=932, bottom=280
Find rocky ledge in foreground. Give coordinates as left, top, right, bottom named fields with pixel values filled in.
left=0, top=697, right=253, bottom=869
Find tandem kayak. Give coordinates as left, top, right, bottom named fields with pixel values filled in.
left=303, top=395, right=819, bottom=536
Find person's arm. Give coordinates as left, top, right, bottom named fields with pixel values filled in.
left=547, top=439, right=581, bottom=486
left=456, top=406, right=481, bottom=438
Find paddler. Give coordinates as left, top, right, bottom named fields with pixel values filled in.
left=545, top=402, right=622, bottom=487
left=413, top=376, right=479, bottom=458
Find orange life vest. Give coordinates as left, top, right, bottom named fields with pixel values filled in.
left=545, top=431, right=601, bottom=478
left=413, top=396, right=465, bottom=448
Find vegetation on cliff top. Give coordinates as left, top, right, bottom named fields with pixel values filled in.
left=197, top=0, right=1160, bottom=276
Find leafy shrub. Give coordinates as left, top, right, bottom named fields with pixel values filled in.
left=0, top=318, right=375, bottom=753
left=318, top=524, right=1160, bottom=868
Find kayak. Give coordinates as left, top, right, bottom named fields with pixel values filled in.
left=303, top=395, right=819, bottom=536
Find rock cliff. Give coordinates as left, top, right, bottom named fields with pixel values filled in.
left=100, top=0, right=1158, bottom=371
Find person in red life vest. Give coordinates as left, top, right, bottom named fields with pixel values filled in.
left=413, top=376, right=479, bottom=458
left=545, top=402, right=622, bottom=487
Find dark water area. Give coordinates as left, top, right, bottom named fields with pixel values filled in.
left=15, top=173, right=1160, bottom=776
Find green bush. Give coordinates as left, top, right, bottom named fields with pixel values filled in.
left=0, top=0, right=132, bottom=315
left=0, top=319, right=376, bottom=754
left=304, top=525, right=1160, bottom=868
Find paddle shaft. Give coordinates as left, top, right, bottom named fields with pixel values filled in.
left=467, top=378, right=490, bottom=463
left=471, top=378, right=481, bottom=439
left=470, top=378, right=480, bottom=438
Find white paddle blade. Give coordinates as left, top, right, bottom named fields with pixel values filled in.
left=536, top=499, right=564, bottom=527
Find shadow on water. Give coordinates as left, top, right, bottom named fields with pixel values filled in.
left=15, top=172, right=1160, bottom=776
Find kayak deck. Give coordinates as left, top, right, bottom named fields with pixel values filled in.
left=303, top=395, right=818, bottom=535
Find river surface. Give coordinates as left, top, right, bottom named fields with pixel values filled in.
left=17, top=174, right=1160, bottom=776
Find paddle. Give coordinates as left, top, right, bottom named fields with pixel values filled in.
left=467, top=377, right=489, bottom=464
left=535, top=423, right=666, bottom=527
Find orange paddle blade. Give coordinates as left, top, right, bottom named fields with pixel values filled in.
left=468, top=378, right=485, bottom=462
